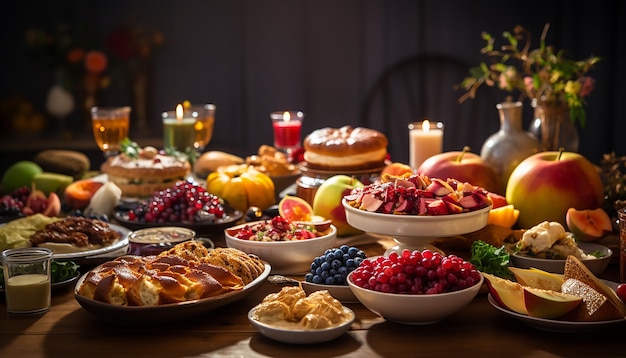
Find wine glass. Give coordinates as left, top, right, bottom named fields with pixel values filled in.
left=190, top=104, right=216, bottom=153
left=90, top=106, right=131, bottom=158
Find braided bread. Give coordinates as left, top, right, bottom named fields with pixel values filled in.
left=77, top=241, right=266, bottom=306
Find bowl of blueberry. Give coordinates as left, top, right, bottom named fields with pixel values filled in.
left=302, top=245, right=367, bottom=303
left=347, top=249, right=484, bottom=325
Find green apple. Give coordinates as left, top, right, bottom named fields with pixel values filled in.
left=417, top=147, right=503, bottom=194
left=506, top=150, right=604, bottom=229
left=2, top=161, right=43, bottom=193
left=313, top=175, right=364, bottom=236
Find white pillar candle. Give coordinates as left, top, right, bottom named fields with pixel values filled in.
left=408, top=120, right=444, bottom=169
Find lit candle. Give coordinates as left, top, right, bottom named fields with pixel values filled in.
left=271, top=111, right=304, bottom=149
left=408, top=120, right=444, bottom=169
left=162, top=104, right=196, bottom=152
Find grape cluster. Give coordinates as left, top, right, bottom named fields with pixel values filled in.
left=305, top=245, right=367, bottom=285
left=350, top=249, right=481, bottom=294
left=0, top=186, right=30, bottom=217
left=125, top=181, right=226, bottom=223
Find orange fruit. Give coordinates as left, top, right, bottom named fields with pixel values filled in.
left=487, top=204, right=519, bottom=228
left=279, top=195, right=314, bottom=222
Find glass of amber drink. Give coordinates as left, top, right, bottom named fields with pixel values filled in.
left=190, top=104, right=216, bottom=152
left=91, top=106, right=131, bottom=157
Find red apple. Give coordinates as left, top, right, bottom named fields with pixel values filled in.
left=506, top=150, right=604, bottom=229
left=64, top=179, right=104, bottom=210
left=416, top=147, right=503, bottom=194
left=312, top=175, right=364, bottom=236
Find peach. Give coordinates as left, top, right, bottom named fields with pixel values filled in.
left=64, top=179, right=104, bottom=210
left=380, top=162, right=413, bottom=178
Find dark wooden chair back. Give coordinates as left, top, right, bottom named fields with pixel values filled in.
left=360, top=54, right=500, bottom=164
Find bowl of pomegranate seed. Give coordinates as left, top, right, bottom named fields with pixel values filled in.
left=224, top=216, right=337, bottom=274
left=347, top=249, right=484, bottom=324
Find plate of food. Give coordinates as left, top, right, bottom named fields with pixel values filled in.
left=111, top=181, right=244, bottom=234
left=0, top=214, right=130, bottom=261
left=74, top=242, right=270, bottom=326
left=508, top=221, right=612, bottom=275
left=487, top=294, right=626, bottom=333
left=486, top=256, right=626, bottom=332
left=248, top=285, right=355, bottom=344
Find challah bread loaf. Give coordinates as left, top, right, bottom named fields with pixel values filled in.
left=560, top=256, right=626, bottom=321
left=303, top=126, right=388, bottom=170
left=157, top=242, right=266, bottom=285
left=78, top=246, right=250, bottom=306
left=77, top=241, right=267, bottom=306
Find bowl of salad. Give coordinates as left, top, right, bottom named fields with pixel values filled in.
left=224, top=216, right=337, bottom=274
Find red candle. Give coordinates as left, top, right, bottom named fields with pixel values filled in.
left=273, top=121, right=302, bottom=148
left=271, top=111, right=304, bottom=149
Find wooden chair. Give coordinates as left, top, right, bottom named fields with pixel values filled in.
left=359, top=54, right=500, bottom=164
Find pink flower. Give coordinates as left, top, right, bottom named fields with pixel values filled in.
left=579, top=76, right=595, bottom=97
left=524, top=76, right=535, bottom=96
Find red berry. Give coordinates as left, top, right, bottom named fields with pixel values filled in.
left=616, top=283, right=626, bottom=302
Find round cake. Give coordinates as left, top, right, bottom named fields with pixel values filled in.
left=303, top=126, right=388, bottom=170
left=102, top=146, right=191, bottom=198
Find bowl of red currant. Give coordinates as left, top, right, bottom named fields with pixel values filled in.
left=347, top=249, right=483, bottom=324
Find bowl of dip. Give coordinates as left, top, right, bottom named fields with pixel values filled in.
left=128, top=227, right=196, bottom=256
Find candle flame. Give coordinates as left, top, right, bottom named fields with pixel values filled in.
left=283, top=111, right=291, bottom=122
left=176, top=104, right=184, bottom=121
left=422, top=120, right=430, bottom=132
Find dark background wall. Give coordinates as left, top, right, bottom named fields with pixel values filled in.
left=1, top=0, right=624, bottom=172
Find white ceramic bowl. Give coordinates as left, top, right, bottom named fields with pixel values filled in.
left=224, top=221, right=337, bottom=274
left=347, top=270, right=484, bottom=325
left=510, top=242, right=612, bottom=275
left=248, top=305, right=355, bottom=344
left=342, top=198, right=491, bottom=253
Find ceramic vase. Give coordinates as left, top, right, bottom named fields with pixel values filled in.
left=529, top=98, right=580, bottom=152
left=480, top=101, right=540, bottom=193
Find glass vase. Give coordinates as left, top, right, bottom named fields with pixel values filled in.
left=480, top=101, right=540, bottom=193
left=529, top=98, right=580, bottom=152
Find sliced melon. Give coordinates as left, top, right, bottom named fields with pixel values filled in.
left=565, top=207, right=613, bottom=242
left=523, top=286, right=582, bottom=319
left=483, top=273, right=527, bottom=315
left=508, top=267, right=564, bottom=291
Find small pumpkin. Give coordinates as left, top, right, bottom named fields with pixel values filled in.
left=206, top=164, right=275, bottom=212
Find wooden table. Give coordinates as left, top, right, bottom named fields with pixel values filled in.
left=1, top=234, right=624, bottom=358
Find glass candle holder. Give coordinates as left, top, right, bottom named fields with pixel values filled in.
left=408, top=120, right=444, bottom=169
left=162, top=108, right=197, bottom=153
left=271, top=111, right=304, bottom=158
